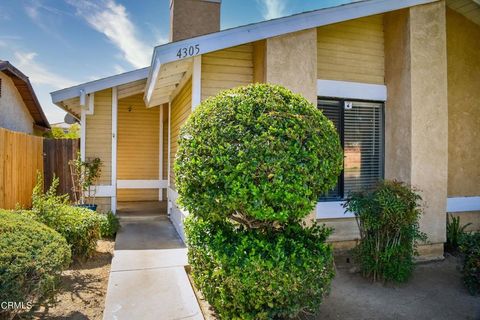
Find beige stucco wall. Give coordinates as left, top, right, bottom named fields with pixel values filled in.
left=0, top=72, right=35, bottom=134
left=446, top=8, right=480, bottom=198
left=265, top=29, right=317, bottom=104
left=384, top=2, right=448, bottom=257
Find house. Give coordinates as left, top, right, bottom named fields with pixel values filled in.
left=50, top=0, right=480, bottom=260
left=0, top=60, right=50, bottom=135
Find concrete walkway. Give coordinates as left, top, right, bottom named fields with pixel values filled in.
left=103, top=202, right=203, bottom=320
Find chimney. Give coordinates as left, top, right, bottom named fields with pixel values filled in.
left=170, top=0, right=221, bottom=42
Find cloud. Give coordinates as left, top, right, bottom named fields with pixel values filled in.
left=68, top=0, right=151, bottom=68
left=23, top=0, right=69, bottom=35
left=13, top=51, right=76, bottom=89
left=257, top=0, right=288, bottom=20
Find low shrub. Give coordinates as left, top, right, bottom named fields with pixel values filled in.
left=185, top=216, right=335, bottom=320
left=99, top=211, right=120, bottom=238
left=344, top=180, right=426, bottom=282
left=459, top=232, right=480, bottom=295
left=28, top=176, right=102, bottom=259
left=0, top=210, right=71, bottom=318
left=446, top=214, right=471, bottom=253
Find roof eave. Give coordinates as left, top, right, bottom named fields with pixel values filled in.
left=50, top=67, right=150, bottom=104
left=145, top=0, right=438, bottom=105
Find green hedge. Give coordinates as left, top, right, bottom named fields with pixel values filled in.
left=344, top=180, right=426, bottom=282
left=175, top=84, right=343, bottom=224
left=99, top=211, right=120, bottom=238
left=27, top=176, right=102, bottom=259
left=0, top=210, right=71, bottom=318
left=186, top=216, right=335, bottom=320
left=459, top=232, right=480, bottom=295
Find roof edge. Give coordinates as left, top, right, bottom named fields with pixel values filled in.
left=51, top=67, right=149, bottom=103
left=0, top=61, right=50, bottom=129
left=145, top=0, right=438, bottom=104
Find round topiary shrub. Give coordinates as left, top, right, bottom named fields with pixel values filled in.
left=175, top=84, right=343, bottom=223
left=0, top=210, right=71, bottom=318
left=185, top=216, right=335, bottom=320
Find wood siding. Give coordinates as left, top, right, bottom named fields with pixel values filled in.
left=86, top=89, right=112, bottom=185
left=317, top=15, right=385, bottom=84
left=117, top=93, right=159, bottom=202
left=170, top=78, right=192, bottom=189
left=0, top=127, right=43, bottom=209
left=201, top=44, right=254, bottom=101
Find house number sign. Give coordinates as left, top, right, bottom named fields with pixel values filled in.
left=176, top=44, right=200, bottom=59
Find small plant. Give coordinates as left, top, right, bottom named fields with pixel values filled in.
left=459, top=232, right=480, bottom=295
left=28, top=175, right=103, bottom=259
left=344, top=180, right=426, bottom=282
left=446, top=214, right=471, bottom=253
left=69, top=153, right=102, bottom=207
left=0, top=210, right=71, bottom=319
left=99, top=211, right=120, bottom=238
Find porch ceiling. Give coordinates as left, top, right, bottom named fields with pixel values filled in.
left=448, top=0, right=480, bottom=25
left=145, top=59, right=193, bottom=108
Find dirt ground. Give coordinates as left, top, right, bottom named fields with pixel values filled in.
left=33, top=240, right=114, bottom=320
left=312, top=255, right=480, bottom=320
left=189, top=255, right=480, bottom=320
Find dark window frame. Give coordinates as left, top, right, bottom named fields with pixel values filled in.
left=318, top=96, right=385, bottom=202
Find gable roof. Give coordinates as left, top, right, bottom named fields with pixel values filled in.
left=0, top=61, right=50, bottom=130
left=144, top=0, right=437, bottom=105
left=50, top=0, right=439, bottom=109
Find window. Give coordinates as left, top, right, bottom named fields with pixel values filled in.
left=318, top=98, right=384, bottom=200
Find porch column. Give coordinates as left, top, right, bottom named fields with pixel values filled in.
left=385, top=2, right=448, bottom=258
left=111, top=87, right=118, bottom=213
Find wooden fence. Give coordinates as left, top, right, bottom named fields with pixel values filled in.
left=0, top=127, right=43, bottom=209
left=43, top=138, right=80, bottom=200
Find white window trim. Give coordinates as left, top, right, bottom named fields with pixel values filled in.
left=315, top=90, right=386, bottom=219
left=316, top=201, right=355, bottom=219
left=117, top=180, right=168, bottom=189
left=447, top=196, right=480, bottom=213
left=317, top=79, right=387, bottom=101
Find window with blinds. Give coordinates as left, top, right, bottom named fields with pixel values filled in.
left=318, top=98, right=384, bottom=200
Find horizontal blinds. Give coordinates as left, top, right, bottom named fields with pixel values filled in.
left=317, top=98, right=384, bottom=200
left=318, top=99, right=343, bottom=200
left=344, top=101, right=383, bottom=195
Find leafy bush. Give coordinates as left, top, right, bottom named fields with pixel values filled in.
left=344, top=180, right=426, bottom=282
left=28, top=175, right=102, bottom=259
left=459, top=232, right=480, bottom=295
left=446, top=214, right=471, bottom=253
left=99, top=211, right=120, bottom=238
left=0, top=210, right=71, bottom=318
left=186, top=216, right=335, bottom=320
left=175, top=84, right=343, bottom=224
left=177, top=84, right=342, bottom=319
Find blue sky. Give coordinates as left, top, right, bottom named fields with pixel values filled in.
left=0, top=0, right=351, bottom=123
